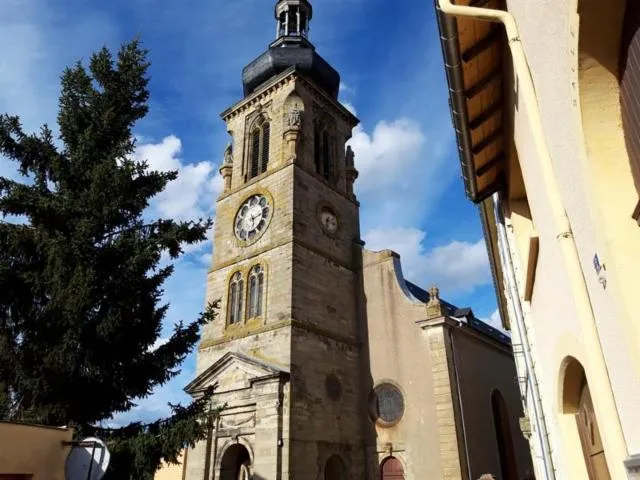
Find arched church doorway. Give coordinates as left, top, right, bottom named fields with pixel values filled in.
left=380, top=456, right=404, bottom=480
left=324, top=454, right=347, bottom=480
left=576, top=383, right=612, bottom=480
left=219, top=443, right=251, bottom=480
left=561, top=357, right=611, bottom=480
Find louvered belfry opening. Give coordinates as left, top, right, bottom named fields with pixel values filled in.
left=249, top=116, right=270, bottom=180
left=620, top=0, right=640, bottom=217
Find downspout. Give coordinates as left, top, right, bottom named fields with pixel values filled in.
left=493, top=192, right=555, bottom=480
left=437, top=0, right=629, bottom=468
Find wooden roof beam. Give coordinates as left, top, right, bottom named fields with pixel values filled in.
left=465, top=64, right=502, bottom=99
left=461, top=27, right=502, bottom=63
left=469, top=99, right=503, bottom=131
left=472, top=128, right=503, bottom=156
left=475, top=152, right=505, bottom=177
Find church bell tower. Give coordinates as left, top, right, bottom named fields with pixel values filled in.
left=185, top=1, right=364, bottom=478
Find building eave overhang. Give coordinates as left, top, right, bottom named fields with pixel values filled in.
left=435, top=0, right=508, bottom=204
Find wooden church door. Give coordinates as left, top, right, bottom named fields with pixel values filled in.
left=576, top=384, right=611, bottom=480
left=381, top=457, right=404, bottom=480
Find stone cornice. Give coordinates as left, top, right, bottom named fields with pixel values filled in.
left=416, top=316, right=513, bottom=356
left=198, top=317, right=360, bottom=351
left=220, top=67, right=359, bottom=127
left=216, top=161, right=360, bottom=207
left=209, top=235, right=357, bottom=275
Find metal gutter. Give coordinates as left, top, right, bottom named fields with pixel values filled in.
left=492, top=193, right=556, bottom=480
left=435, top=4, right=478, bottom=201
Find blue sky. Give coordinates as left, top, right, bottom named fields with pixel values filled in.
left=0, top=0, right=500, bottom=424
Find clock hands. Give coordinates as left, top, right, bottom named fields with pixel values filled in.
left=234, top=195, right=270, bottom=241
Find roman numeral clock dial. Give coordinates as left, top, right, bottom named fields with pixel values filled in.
left=235, top=194, right=271, bottom=242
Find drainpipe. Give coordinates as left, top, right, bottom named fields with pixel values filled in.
left=436, top=0, right=628, bottom=469
left=493, top=193, right=555, bottom=480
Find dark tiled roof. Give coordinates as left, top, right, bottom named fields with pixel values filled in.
left=404, top=280, right=510, bottom=346
left=452, top=307, right=473, bottom=317
left=405, top=281, right=457, bottom=314
left=242, top=44, right=340, bottom=98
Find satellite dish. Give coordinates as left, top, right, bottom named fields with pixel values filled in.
left=65, top=437, right=111, bottom=480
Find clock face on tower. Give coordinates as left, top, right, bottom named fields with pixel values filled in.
left=319, top=206, right=339, bottom=235
left=235, top=194, right=271, bottom=242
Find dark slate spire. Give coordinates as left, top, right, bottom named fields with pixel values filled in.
left=242, top=0, right=340, bottom=98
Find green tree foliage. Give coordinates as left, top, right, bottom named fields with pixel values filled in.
left=0, top=39, right=220, bottom=479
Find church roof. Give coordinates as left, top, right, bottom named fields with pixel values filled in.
left=405, top=280, right=511, bottom=345
left=242, top=46, right=340, bottom=98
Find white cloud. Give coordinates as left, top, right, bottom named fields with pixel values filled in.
left=199, top=252, right=213, bottom=266
left=479, top=308, right=511, bottom=335
left=339, top=81, right=353, bottom=95
left=350, top=119, right=424, bottom=192
left=135, top=135, right=223, bottom=222
left=148, top=337, right=169, bottom=353
left=341, top=101, right=357, bottom=116
left=364, top=227, right=491, bottom=294
left=488, top=309, right=502, bottom=329
left=348, top=116, right=455, bottom=228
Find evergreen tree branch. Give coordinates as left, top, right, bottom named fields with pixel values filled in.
left=0, top=38, right=222, bottom=476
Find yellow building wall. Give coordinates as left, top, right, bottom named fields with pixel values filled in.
left=493, top=0, right=640, bottom=475
left=154, top=450, right=186, bottom=480
left=0, top=422, right=73, bottom=480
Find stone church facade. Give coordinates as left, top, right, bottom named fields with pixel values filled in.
left=161, top=1, right=534, bottom=479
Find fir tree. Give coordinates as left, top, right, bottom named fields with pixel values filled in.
left=0, top=39, right=220, bottom=479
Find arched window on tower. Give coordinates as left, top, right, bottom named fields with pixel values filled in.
left=249, top=116, right=270, bottom=180
left=323, top=130, right=332, bottom=181
left=247, top=264, right=265, bottom=319
left=314, top=122, right=334, bottom=181
left=314, top=122, right=322, bottom=173
left=228, top=272, right=244, bottom=325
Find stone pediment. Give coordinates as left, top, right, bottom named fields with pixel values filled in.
left=185, top=352, right=288, bottom=395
